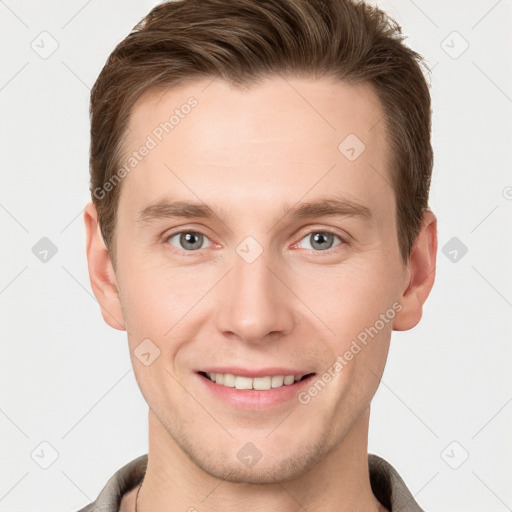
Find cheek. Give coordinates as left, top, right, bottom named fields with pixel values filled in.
left=294, top=257, right=399, bottom=340
left=117, top=255, right=211, bottom=337
left=290, top=258, right=397, bottom=405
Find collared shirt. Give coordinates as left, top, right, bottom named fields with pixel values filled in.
left=76, top=453, right=425, bottom=511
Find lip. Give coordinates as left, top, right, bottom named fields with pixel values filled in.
left=197, top=367, right=312, bottom=378
left=195, top=369, right=316, bottom=410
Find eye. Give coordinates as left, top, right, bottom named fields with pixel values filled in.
left=166, top=231, right=212, bottom=251
left=296, top=230, right=343, bottom=252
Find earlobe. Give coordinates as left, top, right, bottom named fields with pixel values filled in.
left=393, top=209, right=438, bottom=332
left=84, top=202, right=126, bottom=331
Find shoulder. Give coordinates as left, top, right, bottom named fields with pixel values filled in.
left=74, top=454, right=148, bottom=512
left=368, top=453, right=426, bottom=512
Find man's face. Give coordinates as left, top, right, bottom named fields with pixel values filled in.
left=112, top=76, right=410, bottom=483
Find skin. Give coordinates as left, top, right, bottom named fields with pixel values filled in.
left=85, top=75, right=437, bottom=512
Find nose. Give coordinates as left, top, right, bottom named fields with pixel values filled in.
left=215, top=248, right=295, bottom=344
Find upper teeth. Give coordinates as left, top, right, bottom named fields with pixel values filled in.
left=206, top=372, right=304, bottom=390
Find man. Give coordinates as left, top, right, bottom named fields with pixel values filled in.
left=80, top=0, right=437, bottom=510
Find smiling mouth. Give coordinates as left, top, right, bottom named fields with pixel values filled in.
left=198, top=371, right=315, bottom=390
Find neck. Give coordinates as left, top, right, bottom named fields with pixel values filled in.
left=136, top=407, right=386, bottom=512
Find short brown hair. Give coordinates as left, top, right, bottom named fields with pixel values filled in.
left=90, top=0, right=432, bottom=265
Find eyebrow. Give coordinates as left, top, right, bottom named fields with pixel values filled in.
left=136, top=196, right=373, bottom=225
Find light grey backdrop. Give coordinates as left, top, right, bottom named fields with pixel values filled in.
left=1, top=1, right=511, bottom=511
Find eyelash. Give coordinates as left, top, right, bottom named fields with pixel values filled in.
left=163, top=227, right=347, bottom=256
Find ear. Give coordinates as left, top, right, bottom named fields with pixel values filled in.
left=393, top=209, right=438, bottom=331
left=84, top=202, right=126, bottom=331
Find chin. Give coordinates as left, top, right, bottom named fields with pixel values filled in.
left=182, top=436, right=332, bottom=485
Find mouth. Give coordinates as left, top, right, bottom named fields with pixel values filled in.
left=198, top=371, right=316, bottom=390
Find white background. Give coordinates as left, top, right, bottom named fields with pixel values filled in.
left=1, top=1, right=511, bottom=511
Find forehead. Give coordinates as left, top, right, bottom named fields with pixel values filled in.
left=118, top=75, right=392, bottom=226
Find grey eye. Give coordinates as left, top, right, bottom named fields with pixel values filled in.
left=298, top=232, right=342, bottom=251
left=167, top=232, right=210, bottom=251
